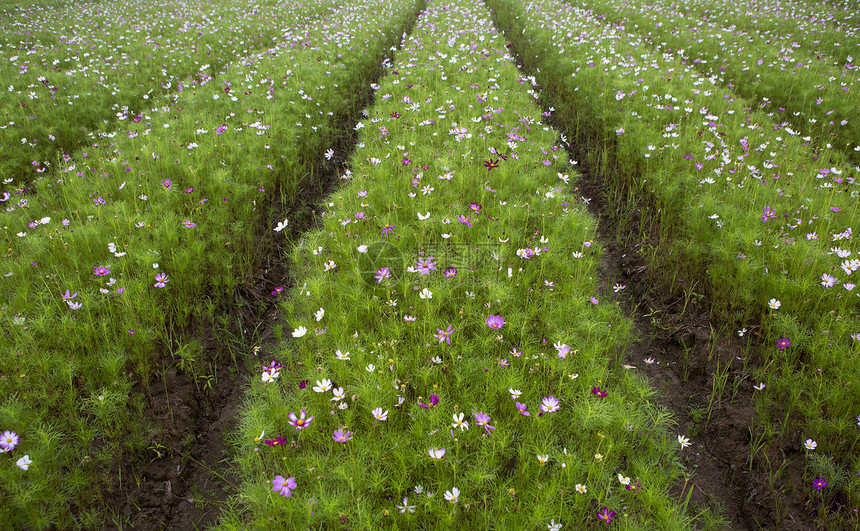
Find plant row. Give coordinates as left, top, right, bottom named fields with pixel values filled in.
left=489, top=0, right=859, bottom=522
left=222, top=0, right=699, bottom=528
left=619, top=0, right=860, bottom=64
left=0, top=0, right=419, bottom=527
left=0, top=0, right=336, bottom=191
left=580, top=0, right=860, bottom=165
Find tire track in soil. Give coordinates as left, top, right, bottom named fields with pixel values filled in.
left=488, top=10, right=814, bottom=531
left=102, top=7, right=427, bottom=529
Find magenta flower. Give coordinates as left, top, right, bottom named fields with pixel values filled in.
left=590, top=296, right=599, bottom=305
left=61, top=289, right=78, bottom=301
left=332, top=429, right=353, bottom=442
left=591, top=386, right=608, bottom=398
left=0, top=430, right=19, bottom=452
left=483, top=158, right=499, bottom=171
left=444, top=267, right=457, bottom=278
left=418, top=394, right=440, bottom=409
left=153, top=272, right=169, bottom=288
left=813, top=477, right=827, bottom=492
left=469, top=202, right=482, bottom=213
left=540, top=396, right=560, bottom=413
left=287, top=409, right=314, bottom=430
left=776, top=337, right=791, bottom=351
left=434, top=325, right=455, bottom=345
left=374, top=267, right=391, bottom=284
left=515, top=401, right=531, bottom=416
left=474, top=412, right=495, bottom=435
left=415, top=256, right=437, bottom=275
left=382, top=225, right=397, bottom=236
left=486, top=315, right=505, bottom=329
left=761, top=206, right=776, bottom=223
left=265, top=436, right=287, bottom=447
left=272, top=475, right=297, bottom=498
left=94, top=266, right=110, bottom=276
left=161, top=178, right=172, bottom=190
left=457, top=214, right=472, bottom=227
left=597, top=507, right=616, bottom=524
left=182, top=220, right=196, bottom=228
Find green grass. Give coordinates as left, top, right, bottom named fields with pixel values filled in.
left=221, top=0, right=697, bottom=528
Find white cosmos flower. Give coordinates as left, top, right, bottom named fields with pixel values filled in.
left=444, top=487, right=459, bottom=503
left=372, top=407, right=388, bottom=421
left=429, top=448, right=446, bottom=459
left=16, top=455, right=32, bottom=470
left=314, top=308, right=325, bottom=321
left=419, top=288, right=433, bottom=299
left=313, top=379, right=332, bottom=393
left=292, top=326, right=307, bottom=338
left=357, top=244, right=368, bottom=253
left=417, top=211, right=431, bottom=220
left=274, top=219, right=288, bottom=232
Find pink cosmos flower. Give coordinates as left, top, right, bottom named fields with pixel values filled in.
left=486, top=315, right=505, bottom=329
left=287, top=409, right=314, bottom=430
left=418, top=394, right=440, bottom=409
left=540, top=396, right=560, bottom=413
left=272, top=475, right=297, bottom=498
left=94, top=266, right=110, bottom=276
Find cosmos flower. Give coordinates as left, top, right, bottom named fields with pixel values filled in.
left=418, top=394, right=440, bottom=409
left=332, top=429, right=353, bottom=442
left=486, top=315, right=505, bottom=329
left=272, top=475, right=297, bottom=498
left=287, top=410, right=314, bottom=431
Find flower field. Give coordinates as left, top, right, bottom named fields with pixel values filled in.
left=1, top=0, right=858, bottom=528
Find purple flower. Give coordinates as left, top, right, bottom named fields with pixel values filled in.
left=434, top=325, right=455, bottom=345
left=444, top=267, right=457, bottom=278
left=591, top=386, right=608, bottom=398
left=381, top=225, right=397, bottom=236
left=540, top=396, right=560, bottom=413
left=483, top=159, right=499, bottom=171
left=332, top=429, right=353, bottom=442
left=486, top=315, right=505, bottom=329
left=0, top=430, right=19, bottom=452
left=597, top=507, right=616, bottom=524
left=272, top=475, right=297, bottom=498
left=94, top=266, right=110, bottom=276
left=61, top=289, right=78, bottom=301
left=590, top=296, right=599, bottom=305
left=813, top=478, right=828, bottom=492
left=761, top=206, right=776, bottom=223
left=469, top=202, right=482, bottom=213
left=777, top=337, right=791, bottom=351
left=457, top=214, right=472, bottom=227
left=516, top=401, right=531, bottom=416
left=288, top=410, right=313, bottom=430
left=161, top=178, right=172, bottom=190
left=153, top=272, right=169, bottom=288
left=418, top=394, right=439, bottom=409
left=265, top=436, right=287, bottom=447
left=271, top=285, right=285, bottom=295
left=415, top=256, right=437, bottom=275
left=474, top=412, right=495, bottom=435
left=374, top=267, right=391, bottom=283
left=182, top=220, right=196, bottom=228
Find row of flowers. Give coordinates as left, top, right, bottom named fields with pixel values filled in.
left=232, top=0, right=695, bottom=527
left=0, top=0, right=419, bottom=526
left=0, top=0, right=336, bottom=191
left=488, top=0, right=860, bottom=519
